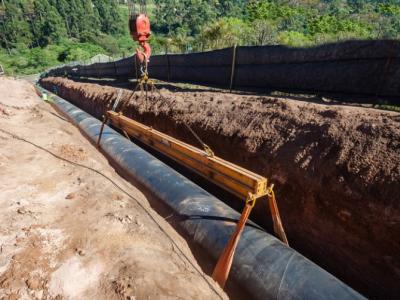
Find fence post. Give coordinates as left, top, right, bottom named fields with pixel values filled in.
left=134, top=54, right=138, bottom=80
left=229, top=44, right=237, bottom=93
left=166, top=53, right=171, bottom=82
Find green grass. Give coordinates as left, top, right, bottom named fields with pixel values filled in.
left=375, top=104, right=400, bottom=113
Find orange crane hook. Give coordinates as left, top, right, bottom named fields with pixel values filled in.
left=129, top=12, right=152, bottom=64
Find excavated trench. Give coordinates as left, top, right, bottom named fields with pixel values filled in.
left=41, top=77, right=400, bottom=299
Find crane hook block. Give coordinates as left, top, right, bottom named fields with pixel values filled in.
left=129, top=14, right=152, bottom=63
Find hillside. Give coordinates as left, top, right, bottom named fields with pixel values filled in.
left=1, top=0, right=400, bottom=75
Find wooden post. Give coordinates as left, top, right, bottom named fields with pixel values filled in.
left=229, top=44, right=237, bottom=93
left=134, top=54, right=138, bottom=80
left=166, top=53, right=171, bottom=82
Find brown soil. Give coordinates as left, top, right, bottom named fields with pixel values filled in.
left=42, top=76, right=400, bottom=299
left=0, top=77, right=227, bottom=300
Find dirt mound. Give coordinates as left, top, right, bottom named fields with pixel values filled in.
left=41, top=76, right=400, bottom=299
left=0, top=77, right=226, bottom=300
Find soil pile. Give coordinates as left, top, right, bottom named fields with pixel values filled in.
left=42, top=76, right=400, bottom=299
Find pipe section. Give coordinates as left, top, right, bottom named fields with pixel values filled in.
left=38, top=85, right=365, bottom=300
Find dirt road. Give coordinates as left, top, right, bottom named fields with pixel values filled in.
left=0, top=77, right=226, bottom=300
left=41, top=76, right=400, bottom=299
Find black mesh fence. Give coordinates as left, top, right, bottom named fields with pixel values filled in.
left=46, top=40, right=400, bottom=100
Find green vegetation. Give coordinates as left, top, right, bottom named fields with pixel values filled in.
left=1, top=0, right=400, bottom=74
left=153, top=0, right=400, bottom=51
left=0, top=0, right=131, bottom=74
left=376, top=103, right=400, bottom=112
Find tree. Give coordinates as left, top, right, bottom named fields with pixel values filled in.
left=153, top=0, right=216, bottom=36
left=64, top=0, right=100, bottom=39
left=1, top=1, right=33, bottom=48
left=197, top=18, right=251, bottom=50
left=277, top=30, right=312, bottom=47
left=32, top=0, right=67, bottom=46
left=93, top=0, right=123, bottom=35
left=49, top=0, right=72, bottom=36
left=215, top=0, right=246, bottom=18
left=250, top=19, right=278, bottom=45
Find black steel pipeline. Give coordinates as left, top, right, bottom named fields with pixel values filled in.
left=38, top=85, right=365, bottom=300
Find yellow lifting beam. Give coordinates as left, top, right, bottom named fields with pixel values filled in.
left=100, top=110, right=289, bottom=289
left=105, top=111, right=269, bottom=201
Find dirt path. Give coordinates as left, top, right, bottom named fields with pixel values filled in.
left=41, top=76, right=400, bottom=299
left=0, top=77, right=226, bottom=300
